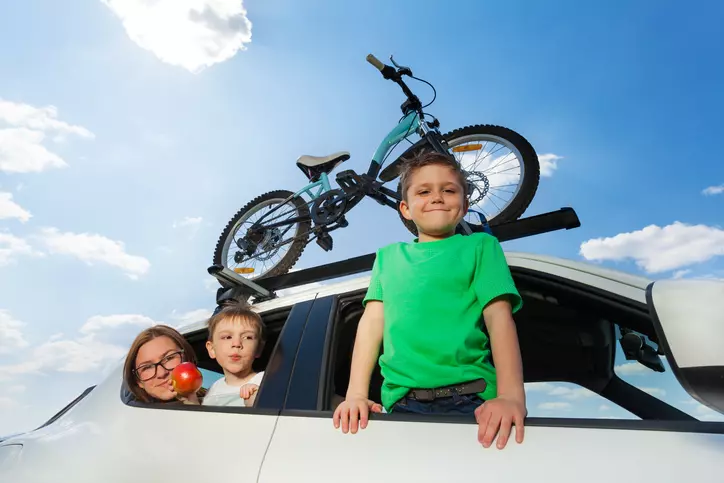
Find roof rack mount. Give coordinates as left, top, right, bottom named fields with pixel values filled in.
left=209, top=206, right=581, bottom=304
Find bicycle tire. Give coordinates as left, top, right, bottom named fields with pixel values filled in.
left=213, top=190, right=311, bottom=280
left=396, top=124, right=540, bottom=236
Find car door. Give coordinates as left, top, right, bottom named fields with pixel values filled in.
left=259, top=276, right=724, bottom=483
left=0, top=300, right=314, bottom=483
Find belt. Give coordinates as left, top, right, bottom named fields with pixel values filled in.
left=406, top=379, right=487, bottom=402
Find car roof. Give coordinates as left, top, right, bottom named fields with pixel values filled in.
left=177, top=251, right=653, bottom=335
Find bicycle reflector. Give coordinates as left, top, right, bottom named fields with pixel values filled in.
left=452, top=144, right=483, bottom=153
left=233, top=267, right=255, bottom=274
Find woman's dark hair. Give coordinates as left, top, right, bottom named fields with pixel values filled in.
left=122, top=325, right=197, bottom=403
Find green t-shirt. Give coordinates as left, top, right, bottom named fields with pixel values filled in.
left=363, top=232, right=522, bottom=411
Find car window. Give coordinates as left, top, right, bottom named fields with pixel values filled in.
left=612, top=328, right=724, bottom=422
left=525, top=381, right=638, bottom=419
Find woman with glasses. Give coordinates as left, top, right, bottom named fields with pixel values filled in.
left=123, top=325, right=203, bottom=404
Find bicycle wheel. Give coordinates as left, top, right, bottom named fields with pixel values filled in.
left=397, top=124, right=540, bottom=236
left=213, top=190, right=311, bottom=280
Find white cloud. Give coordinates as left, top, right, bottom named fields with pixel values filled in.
left=0, top=310, right=29, bottom=354
left=692, top=403, right=724, bottom=422
left=0, top=335, right=128, bottom=378
left=171, top=308, right=213, bottom=327
left=0, top=312, right=162, bottom=380
left=0, top=99, right=93, bottom=174
left=640, top=387, right=666, bottom=397
left=598, top=404, right=610, bottom=411
left=38, top=227, right=150, bottom=279
left=0, top=98, right=93, bottom=137
left=33, top=336, right=128, bottom=373
left=538, top=402, right=572, bottom=411
left=702, top=184, right=724, bottom=196
left=0, top=397, right=18, bottom=409
left=102, top=0, right=252, bottom=73
left=0, top=192, right=32, bottom=222
left=0, top=128, right=68, bottom=174
left=538, top=154, right=564, bottom=177
left=547, top=386, right=595, bottom=400
left=80, top=314, right=157, bottom=334
left=580, top=222, right=724, bottom=273
left=203, top=277, right=220, bottom=293
left=0, top=233, right=41, bottom=265
left=524, top=382, right=556, bottom=392
left=615, top=362, right=652, bottom=375
left=8, top=385, right=26, bottom=394
left=672, top=269, right=692, bottom=279
left=173, top=216, right=203, bottom=228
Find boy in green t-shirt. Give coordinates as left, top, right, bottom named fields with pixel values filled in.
left=332, top=151, right=526, bottom=449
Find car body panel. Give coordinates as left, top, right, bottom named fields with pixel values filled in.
left=260, top=415, right=724, bottom=483
left=0, top=365, right=278, bottom=483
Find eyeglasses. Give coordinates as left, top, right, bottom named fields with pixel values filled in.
left=134, top=350, right=185, bottom=382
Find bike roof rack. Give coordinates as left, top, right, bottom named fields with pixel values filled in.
left=208, top=207, right=581, bottom=305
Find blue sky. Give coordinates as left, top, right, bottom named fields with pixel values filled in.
left=1, top=0, right=723, bottom=435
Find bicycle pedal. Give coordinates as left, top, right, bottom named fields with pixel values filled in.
left=336, top=170, right=363, bottom=195
left=337, top=216, right=349, bottom=228
left=316, top=232, right=334, bottom=252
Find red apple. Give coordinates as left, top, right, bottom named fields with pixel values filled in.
left=170, top=362, right=203, bottom=395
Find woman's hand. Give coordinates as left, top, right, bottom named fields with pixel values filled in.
left=173, top=390, right=200, bottom=405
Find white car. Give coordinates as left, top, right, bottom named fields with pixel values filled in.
left=2, top=212, right=723, bottom=483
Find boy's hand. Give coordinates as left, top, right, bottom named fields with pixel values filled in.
left=332, top=397, right=383, bottom=434
left=474, top=395, right=526, bottom=449
left=240, top=383, right=259, bottom=401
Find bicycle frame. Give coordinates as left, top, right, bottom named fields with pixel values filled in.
left=292, top=110, right=422, bottom=205
left=368, top=110, right=421, bottom=179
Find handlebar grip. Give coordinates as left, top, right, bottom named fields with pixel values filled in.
left=366, top=54, right=385, bottom=71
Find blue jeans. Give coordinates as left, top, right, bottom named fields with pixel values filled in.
left=391, top=393, right=484, bottom=415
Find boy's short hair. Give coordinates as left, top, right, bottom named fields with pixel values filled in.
left=206, top=302, right=266, bottom=342
left=399, top=150, right=468, bottom=201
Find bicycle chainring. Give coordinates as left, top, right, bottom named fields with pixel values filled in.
left=311, top=189, right=348, bottom=226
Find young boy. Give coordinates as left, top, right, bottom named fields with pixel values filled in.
left=332, top=151, right=527, bottom=449
left=203, top=303, right=266, bottom=407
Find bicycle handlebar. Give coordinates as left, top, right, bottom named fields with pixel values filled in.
left=366, top=54, right=385, bottom=71
left=366, top=53, right=423, bottom=114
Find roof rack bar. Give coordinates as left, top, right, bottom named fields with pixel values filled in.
left=491, top=206, right=580, bottom=242
left=209, top=207, right=581, bottom=304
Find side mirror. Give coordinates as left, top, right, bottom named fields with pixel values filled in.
left=646, top=279, right=724, bottom=414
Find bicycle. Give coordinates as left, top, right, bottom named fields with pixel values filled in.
left=213, top=53, right=541, bottom=280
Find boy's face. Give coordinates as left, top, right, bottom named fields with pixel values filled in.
left=400, top=164, right=468, bottom=239
left=205, top=317, right=262, bottom=377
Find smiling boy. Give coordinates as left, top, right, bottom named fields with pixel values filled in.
left=333, top=151, right=526, bottom=449
left=203, top=304, right=266, bottom=407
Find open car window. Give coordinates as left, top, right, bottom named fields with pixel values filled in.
left=613, top=333, right=724, bottom=422
left=525, top=381, right=637, bottom=419
left=323, top=267, right=704, bottom=422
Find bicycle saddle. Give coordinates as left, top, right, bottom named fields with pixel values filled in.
left=296, top=151, right=350, bottom=167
